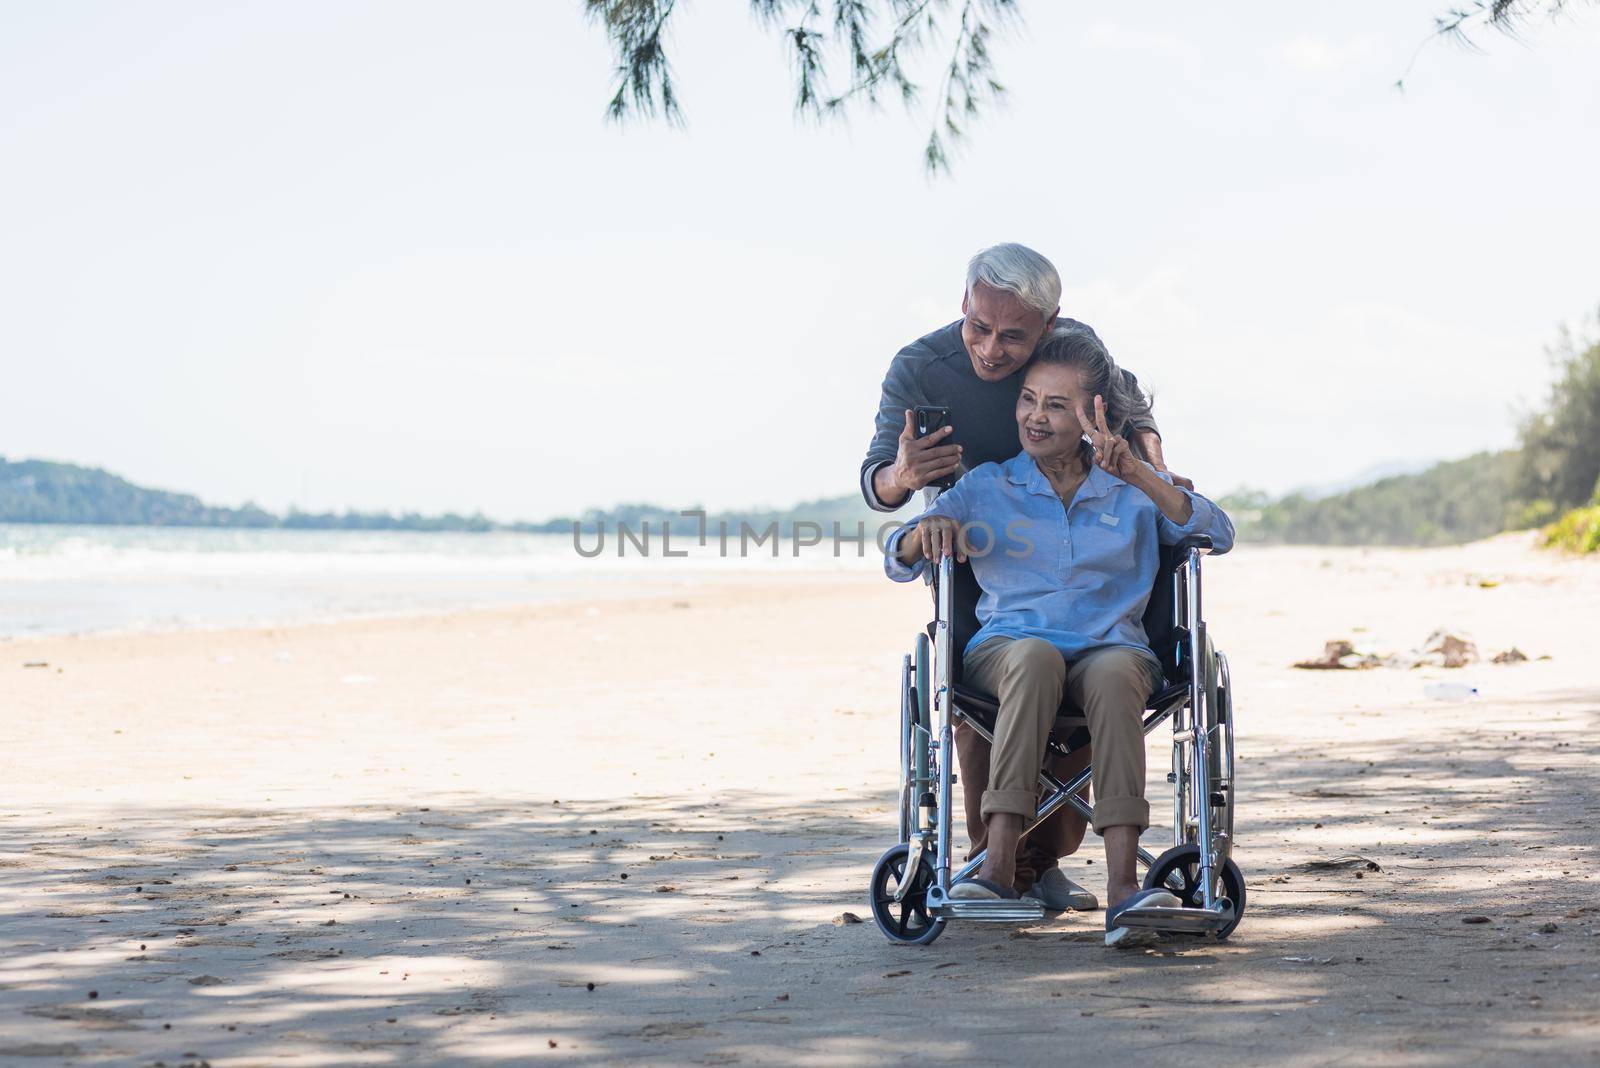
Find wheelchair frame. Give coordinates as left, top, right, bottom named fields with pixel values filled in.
left=872, top=540, right=1242, bottom=945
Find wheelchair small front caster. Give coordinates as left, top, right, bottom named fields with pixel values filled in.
left=1143, top=844, right=1246, bottom=939
left=868, top=843, right=946, bottom=946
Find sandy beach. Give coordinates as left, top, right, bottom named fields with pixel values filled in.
left=3, top=535, right=1600, bottom=1065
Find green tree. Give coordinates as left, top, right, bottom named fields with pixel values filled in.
left=1514, top=320, right=1600, bottom=511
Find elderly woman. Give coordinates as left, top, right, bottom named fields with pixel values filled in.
left=885, top=328, right=1235, bottom=946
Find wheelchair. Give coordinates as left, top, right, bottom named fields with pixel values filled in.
left=869, top=537, right=1243, bottom=945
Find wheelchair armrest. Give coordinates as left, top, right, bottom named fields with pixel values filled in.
left=1171, top=534, right=1213, bottom=554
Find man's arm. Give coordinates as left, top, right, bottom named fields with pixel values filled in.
left=862, top=346, right=936, bottom=511
left=869, top=462, right=909, bottom=511
left=1116, top=367, right=1194, bottom=489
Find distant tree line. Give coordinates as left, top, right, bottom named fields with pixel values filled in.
left=0, top=457, right=902, bottom=537
left=1223, top=320, right=1600, bottom=548
left=0, top=458, right=504, bottom=532
left=1220, top=453, right=1518, bottom=547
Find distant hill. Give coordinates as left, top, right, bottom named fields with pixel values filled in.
left=0, top=457, right=492, bottom=531
left=0, top=456, right=910, bottom=535
left=0, top=457, right=278, bottom=527
left=1221, top=450, right=1519, bottom=547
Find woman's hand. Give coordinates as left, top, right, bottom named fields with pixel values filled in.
left=912, top=515, right=967, bottom=563
left=1076, top=394, right=1144, bottom=481
left=1079, top=393, right=1194, bottom=524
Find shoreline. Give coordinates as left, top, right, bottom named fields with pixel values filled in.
left=6, top=530, right=1589, bottom=644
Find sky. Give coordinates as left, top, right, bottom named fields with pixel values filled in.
left=2, top=1, right=1598, bottom=521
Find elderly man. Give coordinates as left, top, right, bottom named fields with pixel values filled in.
left=860, top=242, right=1185, bottom=912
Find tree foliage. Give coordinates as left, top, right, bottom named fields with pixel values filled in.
left=1431, top=0, right=1580, bottom=42
left=589, top=1, right=1595, bottom=173
left=1513, top=320, right=1600, bottom=512
left=1398, top=1, right=1591, bottom=88
left=586, top=0, right=1018, bottom=174
left=1221, top=451, right=1520, bottom=548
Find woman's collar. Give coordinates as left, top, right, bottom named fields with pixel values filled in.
left=1006, top=450, right=1120, bottom=501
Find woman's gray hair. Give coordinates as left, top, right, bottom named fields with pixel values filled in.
left=1028, top=326, right=1154, bottom=436
left=966, top=243, right=1061, bottom=317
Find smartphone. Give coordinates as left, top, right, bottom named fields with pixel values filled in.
left=913, top=405, right=957, bottom=490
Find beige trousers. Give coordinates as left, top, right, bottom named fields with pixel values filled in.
left=964, top=636, right=1163, bottom=834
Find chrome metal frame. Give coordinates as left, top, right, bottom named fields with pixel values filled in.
left=889, top=545, right=1237, bottom=933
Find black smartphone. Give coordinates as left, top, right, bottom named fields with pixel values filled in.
left=913, top=405, right=957, bottom=490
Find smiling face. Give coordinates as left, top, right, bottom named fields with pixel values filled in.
left=1017, top=361, right=1094, bottom=463
left=961, top=282, right=1056, bottom=382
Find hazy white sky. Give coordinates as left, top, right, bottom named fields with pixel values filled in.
left=3, top=1, right=1598, bottom=520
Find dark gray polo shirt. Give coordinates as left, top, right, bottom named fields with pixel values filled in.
left=859, top=318, right=1158, bottom=511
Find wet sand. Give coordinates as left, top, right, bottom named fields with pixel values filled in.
left=2, top=535, right=1599, bottom=1065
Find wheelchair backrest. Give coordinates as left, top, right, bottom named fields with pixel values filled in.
left=945, top=542, right=1188, bottom=686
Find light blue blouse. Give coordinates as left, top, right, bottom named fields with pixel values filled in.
left=884, top=452, right=1235, bottom=661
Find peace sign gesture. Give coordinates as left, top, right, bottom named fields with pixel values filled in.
left=1075, top=394, right=1141, bottom=481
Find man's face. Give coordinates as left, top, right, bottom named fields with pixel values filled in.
left=960, top=282, right=1056, bottom=382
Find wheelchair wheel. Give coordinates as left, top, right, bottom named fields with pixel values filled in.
left=1143, top=844, right=1246, bottom=940
left=868, top=843, right=945, bottom=946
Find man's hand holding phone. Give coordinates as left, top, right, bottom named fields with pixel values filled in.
left=889, top=408, right=962, bottom=496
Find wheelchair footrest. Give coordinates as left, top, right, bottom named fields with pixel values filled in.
left=1114, top=904, right=1233, bottom=934
left=934, top=899, right=1046, bottom=923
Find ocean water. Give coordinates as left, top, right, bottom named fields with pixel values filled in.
left=0, top=523, right=884, bottom=638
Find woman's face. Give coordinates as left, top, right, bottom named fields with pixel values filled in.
left=1017, top=362, right=1093, bottom=462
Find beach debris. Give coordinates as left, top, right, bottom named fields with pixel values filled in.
left=1461, top=915, right=1491, bottom=924
left=654, top=885, right=677, bottom=893
left=1424, top=682, right=1479, bottom=702
left=23, top=661, right=48, bottom=668
left=1423, top=630, right=1478, bottom=668
left=1294, top=630, right=1490, bottom=671
left=1292, top=640, right=1380, bottom=670
left=1538, top=922, right=1559, bottom=934
left=883, top=970, right=910, bottom=978
left=1492, top=648, right=1529, bottom=664
left=1296, top=855, right=1380, bottom=873
left=87, top=990, right=98, bottom=999
left=188, top=975, right=226, bottom=986
left=832, top=912, right=864, bottom=925
left=1282, top=956, right=1335, bottom=965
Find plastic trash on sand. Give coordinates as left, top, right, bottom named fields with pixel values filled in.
left=1424, top=682, right=1479, bottom=701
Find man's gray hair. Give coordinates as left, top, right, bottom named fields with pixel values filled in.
left=966, top=243, right=1062, bottom=317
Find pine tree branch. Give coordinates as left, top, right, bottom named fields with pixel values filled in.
left=586, top=0, right=686, bottom=127
left=1398, top=1, right=1586, bottom=90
